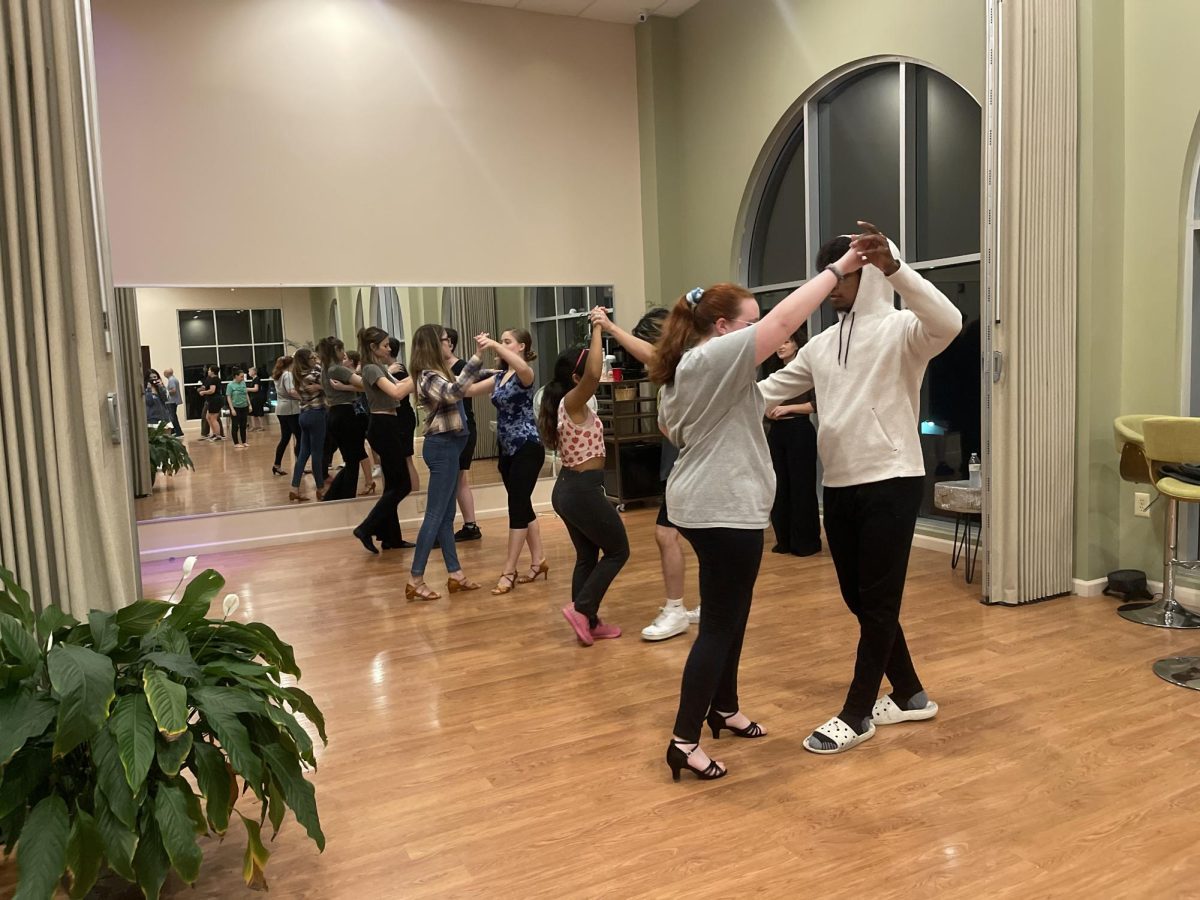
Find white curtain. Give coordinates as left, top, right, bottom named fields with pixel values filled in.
left=115, top=287, right=153, bottom=497
left=988, top=0, right=1078, bottom=603
left=443, top=287, right=499, bottom=459
left=0, top=0, right=140, bottom=613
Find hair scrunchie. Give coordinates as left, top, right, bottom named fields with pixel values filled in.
left=685, top=287, right=704, bottom=307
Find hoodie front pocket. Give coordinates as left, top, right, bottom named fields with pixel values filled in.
left=871, top=407, right=898, bottom=453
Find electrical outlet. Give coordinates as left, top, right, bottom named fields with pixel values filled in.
left=1134, top=492, right=1152, bottom=518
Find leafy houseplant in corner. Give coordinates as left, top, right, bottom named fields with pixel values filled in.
left=0, top=557, right=327, bottom=899
left=146, top=422, right=194, bottom=486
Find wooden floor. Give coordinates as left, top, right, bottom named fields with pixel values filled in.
left=6, top=509, right=1200, bottom=898
left=136, top=421, right=551, bottom=521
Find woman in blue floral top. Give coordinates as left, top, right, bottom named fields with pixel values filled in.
left=466, top=328, right=547, bottom=594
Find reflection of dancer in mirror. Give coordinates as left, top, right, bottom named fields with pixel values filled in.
left=444, top=328, right=482, bottom=543
left=289, top=349, right=327, bottom=503
left=655, top=239, right=866, bottom=782
left=247, top=366, right=267, bottom=432
left=465, top=329, right=547, bottom=595
left=345, top=350, right=378, bottom=494
left=592, top=306, right=699, bottom=641
left=199, top=364, right=224, bottom=441
left=347, top=327, right=417, bottom=553
left=406, top=325, right=489, bottom=600
left=388, top=338, right=420, bottom=496
left=271, top=356, right=300, bottom=476
left=163, top=368, right=183, bottom=435
left=539, top=312, right=627, bottom=645
left=226, top=369, right=250, bottom=449
left=762, top=330, right=821, bottom=556
left=318, top=337, right=367, bottom=501
left=759, top=222, right=961, bottom=755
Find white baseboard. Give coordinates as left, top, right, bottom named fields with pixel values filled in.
left=1072, top=574, right=1200, bottom=612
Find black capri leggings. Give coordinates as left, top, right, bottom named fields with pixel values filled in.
left=498, top=440, right=545, bottom=529
left=274, top=414, right=300, bottom=467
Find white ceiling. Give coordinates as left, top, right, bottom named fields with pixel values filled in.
left=453, top=0, right=703, bottom=26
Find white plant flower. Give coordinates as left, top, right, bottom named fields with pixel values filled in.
left=182, top=556, right=197, bottom=578
left=222, top=593, right=240, bottom=618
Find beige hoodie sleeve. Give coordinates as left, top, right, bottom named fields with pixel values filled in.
left=758, top=343, right=814, bottom=406
left=889, top=263, right=963, bottom=358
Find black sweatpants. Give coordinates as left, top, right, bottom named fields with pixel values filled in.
left=767, top=416, right=821, bottom=555
left=551, top=469, right=629, bottom=626
left=360, top=415, right=412, bottom=547
left=231, top=407, right=248, bottom=444
left=274, top=414, right=300, bottom=467
left=672, top=527, right=762, bottom=743
left=498, top=441, right=545, bottom=529
left=323, top=405, right=367, bottom=501
left=822, top=475, right=925, bottom=723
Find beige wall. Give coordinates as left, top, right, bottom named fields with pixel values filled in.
left=135, top=287, right=316, bottom=420
left=92, top=0, right=646, bottom=322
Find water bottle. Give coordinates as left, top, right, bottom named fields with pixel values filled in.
left=600, top=355, right=615, bottom=383
left=968, top=452, right=981, bottom=487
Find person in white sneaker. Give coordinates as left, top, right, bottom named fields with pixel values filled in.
left=591, top=307, right=698, bottom=640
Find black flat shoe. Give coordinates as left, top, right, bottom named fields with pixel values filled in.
left=666, top=740, right=726, bottom=782
left=381, top=540, right=415, bottom=550
left=770, top=544, right=788, bottom=554
left=706, top=710, right=766, bottom=739
left=352, top=527, right=379, bottom=555
left=272, top=465, right=287, bottom=476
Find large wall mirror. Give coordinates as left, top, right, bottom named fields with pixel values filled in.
left=130, top=284, right=613, bottom=522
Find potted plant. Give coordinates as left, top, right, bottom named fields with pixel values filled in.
left=146, top=422, right=194, bottom=486
left=0, top=559, right=326, bottom=899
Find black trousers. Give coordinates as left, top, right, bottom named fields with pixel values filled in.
left=768, top=416, right=821, bottom=555
left=551, top=469, right=629, bottom=625
left=823, top=476, right=925, bottom=722
left=231, top=407, right=248, bottom=444
left=274, top=414, right=300, bottom=467
left=672, top=527, right=762, bottom=743
left=359, top=415, right=412, bottom=547
left=323, top=405, right=367, bottom=501
left=498, top=441, right=545, bottom=529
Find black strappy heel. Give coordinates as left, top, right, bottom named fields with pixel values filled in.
left=706, top=710, right=765, bottom=739
left=666, top=740, right=727, bottom=782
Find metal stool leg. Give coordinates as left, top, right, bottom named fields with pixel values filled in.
left=951, top=514, right=966, bottom=570
left=965, top=514, right=980, bottom=584
left=1119, top=497, right=1200, bottom=628
left=1153, top=655, right=1200, bottom=691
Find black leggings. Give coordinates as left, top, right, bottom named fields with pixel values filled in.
left=551, top=469, right=629, bottom=626
left=274, top=414, right=300, bottom=467
left=498, top=441, right=545, bottom=529
left=768, top=416, right=821, bottom=554
left=323, top=405, right=367, bottom=501
left=823, top=476, right=925, bottom=722
left=672, top=527, right=762, bottom=743
left=359, top=415, right=412, bottom=547
left=230, top=407, right=248, bottom=444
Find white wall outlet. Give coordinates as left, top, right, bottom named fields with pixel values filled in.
left=1134, top=492, right=1152, bottom=518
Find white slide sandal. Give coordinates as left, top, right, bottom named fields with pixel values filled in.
left=802, top=716, right=876, bottom=755
left=871, top=695, right=939, bottom=725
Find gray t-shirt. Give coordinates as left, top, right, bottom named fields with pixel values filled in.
left=273, top=372, right=299, bottom=416
left=658, top=325, right=774, bottom=529
left=361, top=363, right=402, bottom=413
left=165, top=375, right=181, bottom=406
left=322, top=364, right=357, bottom=406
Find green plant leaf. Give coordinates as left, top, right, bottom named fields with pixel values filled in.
left=182, top=781, right=207, bottom=835
left=0, top=615, right=41, bottom=671
left=110, top=694, right=157, bottom=792
left=141, top=651, right=202, bottom=681
left=94, top=792, right=138, bottom=881
left=47, top=644, right=116, bottom=757
left=0, top=567, right=34, bottom=629
left=143, top=667, right=188, bottom=738
left=262, top=744, right=325, bottom=851
left=202, top=659, right=280, bottom=682
left=153, top=782, right=203, bottom=885
left=35, top=606, right=78, bottom=646
left=1, top=805, right=27, bottom=856
left=0, top=750, right=50, bottom=820
left=113, top=600, right=172, bottom=638
left=283, top=686, right=327, bottom=744
left=168, top=569, right=224, bottom=632
left=64, top=808, right=104, bottom=899
left=190, top=739, right=235, bottom=835
left=190, top=687, right=263, bottom=790
left=91, top=729, right=137, bottom=830
left=0, top=691, right=57, bottom=766
left=131, top=815, right=170, bottom=900
left=264, top=772, right=286, bottom=837
left=241, top=622, right=300, bottom=677
left=237, top=811, right=271, bottom=891
left=87, top=611, right=119, bottom=655
left=155, top=729, right=194, bottom=777
left=12, top=794, right=69, bottom=900
left=266, top=705, right=315, bottom=766
left=147, top=625, right=190, bottom=656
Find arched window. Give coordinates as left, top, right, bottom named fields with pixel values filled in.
left=1187, top=149, right=1200, bottom=417
left=740, top=59, right=981, bottom=520
left=354, top=289, right=365, bottom=335
left=327, top=298, right=339, bottom=339
left=371, top=286, right=405, bottom=361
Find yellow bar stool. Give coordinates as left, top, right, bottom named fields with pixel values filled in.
left=1123, top=416, right=1200, bottom=633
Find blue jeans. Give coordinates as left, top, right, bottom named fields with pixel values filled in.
left=292, top=408, right=327, bottom=491
left=412, top=431, right=468, bottom=577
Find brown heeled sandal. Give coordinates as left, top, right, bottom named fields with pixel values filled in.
left=491, top=572, right=518, bottom=595
left=517, top=559, right=550, bottom=584
left=358, top=480, right=377, bottom=496
left=288, top=491, right=310, bottom=503
left=405, top=582, right=441, bottom=601
left=447, top=575, right=480, bottom=594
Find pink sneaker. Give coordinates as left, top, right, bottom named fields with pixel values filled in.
left=590, top=622, right=622, bottom=640
left=561, top=605, right=595, bottom=646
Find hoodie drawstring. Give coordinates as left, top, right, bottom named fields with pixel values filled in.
left=837, top=311, right=856, bottom=368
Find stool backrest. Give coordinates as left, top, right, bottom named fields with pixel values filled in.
left=1143, top=416, right=1200, bottom=466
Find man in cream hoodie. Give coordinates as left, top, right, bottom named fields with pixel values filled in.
left=760, top=221, right=962, bottom=755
